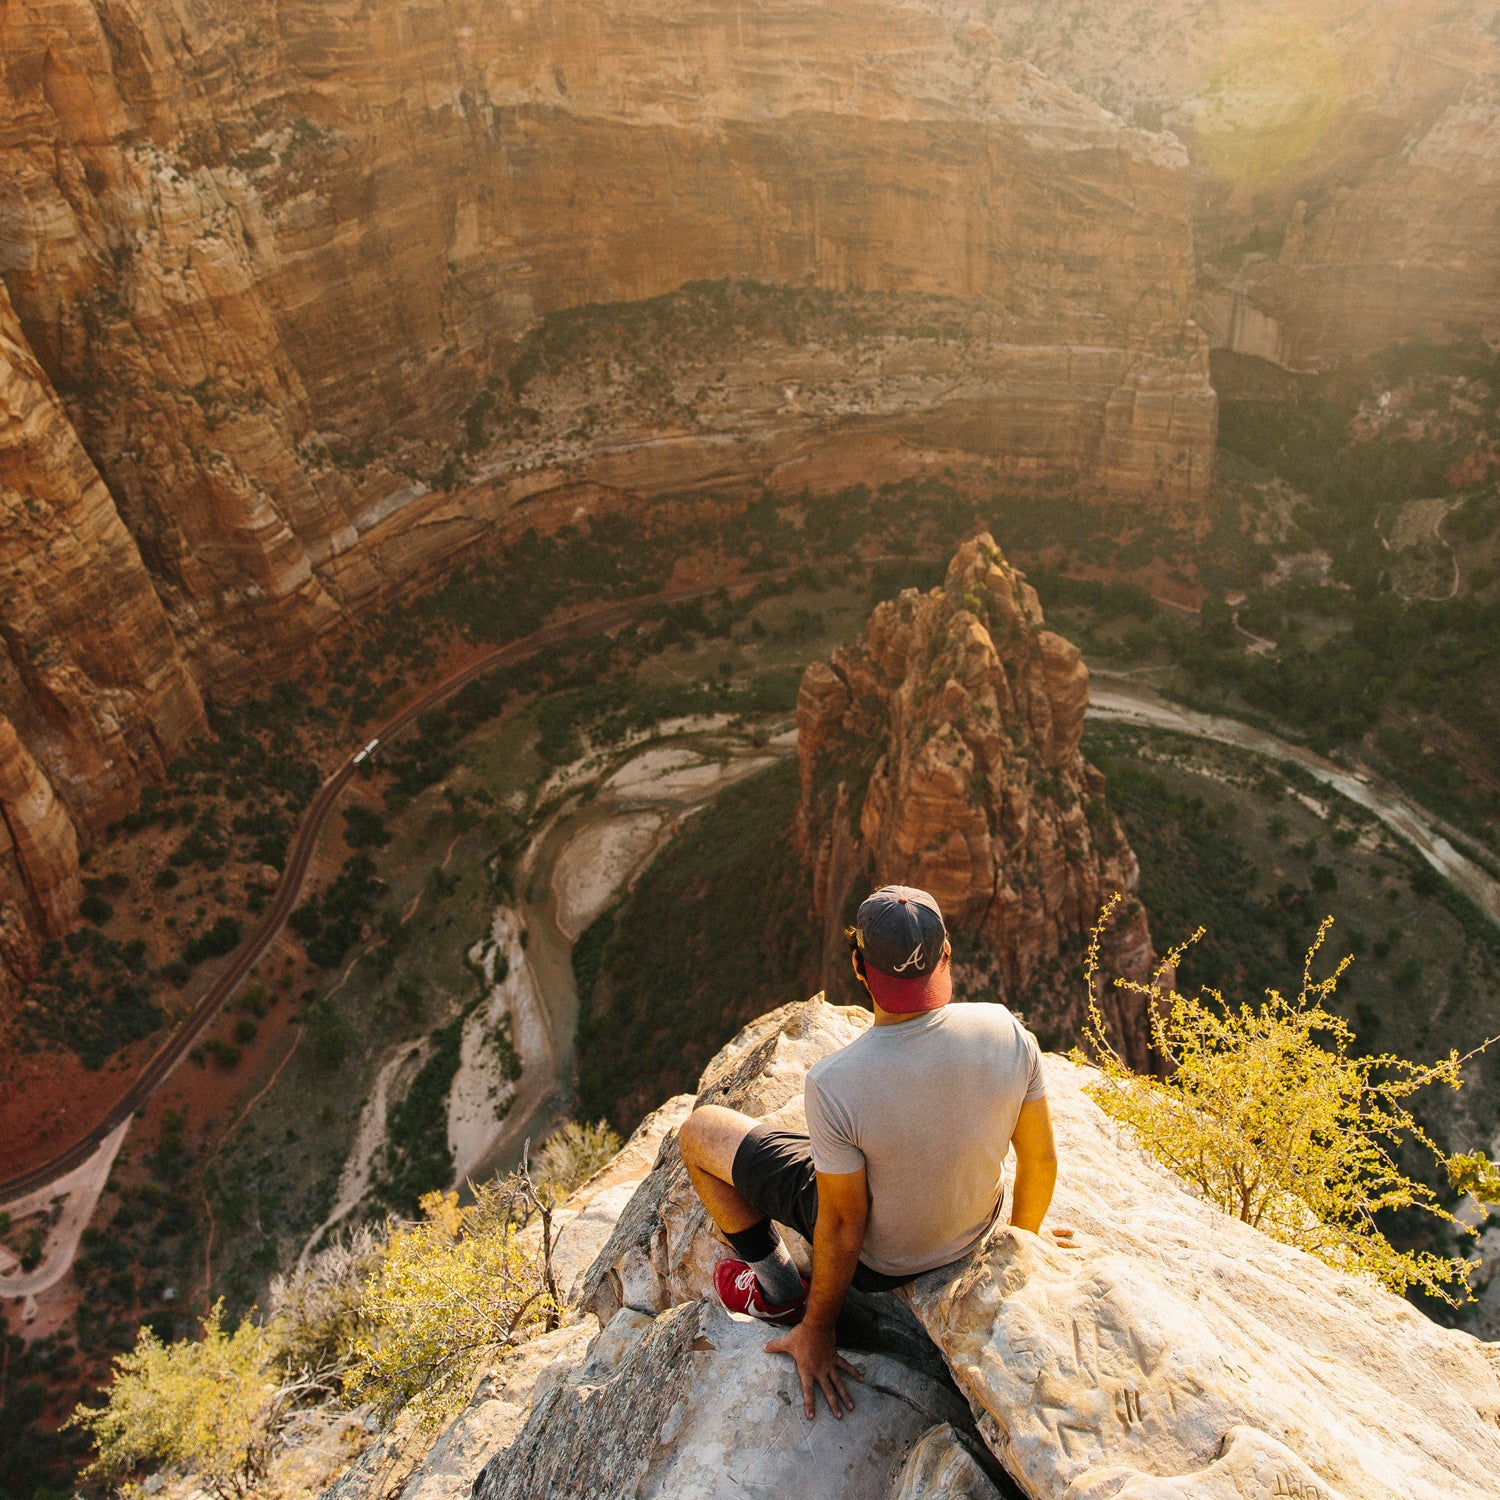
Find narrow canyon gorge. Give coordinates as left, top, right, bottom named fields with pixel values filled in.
left=0, top=0, right=1233, bottom=992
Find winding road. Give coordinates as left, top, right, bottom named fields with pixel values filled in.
left=0, top=571, right=791, bottom=1209
left=10, top=576, right=1500, bottom=1226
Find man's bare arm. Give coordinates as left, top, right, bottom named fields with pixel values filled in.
left=1009, top=1096, right=1059, bottom=1233
left=763, top=1167, right=868, bottom=1419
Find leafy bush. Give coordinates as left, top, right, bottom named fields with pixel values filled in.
left=185, top=917, right=242, bottom=966
left=266, top=1224, right=384, bottom=1389
left=80, top=894, right=114, bottom=926
left=342, top=805, right=392, bottom=849
left=532, top=1120, right=623, bottom=1200
left=345, top=1187, right=559, bottom=1426
left=69, top=1303, right=284, bottom=1500
left=1080, top=897, right=1490, bottom=1303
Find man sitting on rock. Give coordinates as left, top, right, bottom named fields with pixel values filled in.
left=677, top=883, right=1071, bottom=1422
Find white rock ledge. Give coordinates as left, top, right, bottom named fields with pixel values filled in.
left=577, top=1000, right=1500, bottom=1499
left=906, top=1055, right=1500, bottom=1500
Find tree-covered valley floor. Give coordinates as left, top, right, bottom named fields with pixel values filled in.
left=7, top=330, right=1500, bottom=1498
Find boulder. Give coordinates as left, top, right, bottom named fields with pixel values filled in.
left=321, top=1321, right=595, bottom=1500
left=904, top=1055, right=1500, bottom=1500
left=581, top=1003, right=1500, bottom=1499
left=472, top=1302, right=976, bottom=1500
left=581, top=997, right=870, bottom=1324
left=885, top=1424, right=1008, bottom=1500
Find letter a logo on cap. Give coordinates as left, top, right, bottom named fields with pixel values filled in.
left=891, top=942, right=926, bottom=973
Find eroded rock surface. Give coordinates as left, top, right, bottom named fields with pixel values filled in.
left=796, top=532, right=1158, bottom=1058
left=579, top=1002, right=1500, bottom=1500
left=886, top=1423, right=1006, bottom=1500
left=323, top=1321, right=596, bottom=1500
left=474, top=1301, right=975, bottom=1500
left=581, top=997, right=870, bottom=1325
left=907, top=1054, right=1500, bottom=1499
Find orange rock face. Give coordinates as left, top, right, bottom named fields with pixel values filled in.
left=0, top=0, right=1213, bottom=693
left=962, top=0, right=1500, bottom=369
left=0, top=0, right=1216, bottom=957
left=0, top=280, right=206, bottom=968
left=796, top=532, right=1157, bottom=1062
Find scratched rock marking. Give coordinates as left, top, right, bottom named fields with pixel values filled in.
left=904, top=1054, right=1500, bottom=1499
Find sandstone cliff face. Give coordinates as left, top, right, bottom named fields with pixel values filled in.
left=0, top=0, right=1217, bottom=960
left=796, top=532, right=1155, bottom=1057
left=0, top=0, right=1213, bottom=698
left=934, top=1, right=1500, bottom=368
left=0, top=278, right=205, bottom=970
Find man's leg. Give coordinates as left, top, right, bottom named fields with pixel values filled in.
left=677, top=1104, right=765, bottom=1233
left=678, top=1105, right=807, bottom=1310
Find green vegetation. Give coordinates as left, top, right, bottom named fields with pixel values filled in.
left=1083, top=901, right=1492, bottom=1302
left=532, top=1120, right=624, bottom=1200
left=288, top=855, right=385, bottom=969
left=574, top=760, right=819, bottom=1130
left=67, top=1171, right=565, bottom=1494
left=375, top=1013, right=468, bottom=1215
left=69, top=1304, right=287, bottom=1500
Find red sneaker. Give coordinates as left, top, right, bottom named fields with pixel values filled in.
left=713, top=1258, right=808, bottom=1326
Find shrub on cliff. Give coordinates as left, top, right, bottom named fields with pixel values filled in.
left=532, top=1119, right=624, bottom=1200
left=1080, top=895, right=1493, bottom=1302
left=68, top=1302, right=291, bottom=1500
left=345, top=1182, right=561, bottom=1426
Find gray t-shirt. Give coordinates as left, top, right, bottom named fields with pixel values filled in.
left=804, top=1003, right=1046, bottom=1277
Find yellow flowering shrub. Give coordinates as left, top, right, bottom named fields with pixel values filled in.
left=1079, top=894, right=1493, bottom=1303
left=344, top=1186, right=560, bottom=1426
left=69, top=1302, right=279, bottom=1500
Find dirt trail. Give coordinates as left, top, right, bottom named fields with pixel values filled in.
left=0, top=1119, right=130, bottom=1323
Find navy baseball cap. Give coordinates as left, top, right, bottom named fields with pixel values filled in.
left=852, top=886, right=952, bottom=1013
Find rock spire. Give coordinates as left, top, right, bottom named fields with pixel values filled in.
left=796, top=532, right=1156, bottom=1060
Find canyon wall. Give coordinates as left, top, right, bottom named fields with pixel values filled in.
left=0, top=0, right=1214, bottom=953
left=796, top=531, right=1157, bottom=1061
left=0, top=280, right=205, bottom=997
left=939, top=1, right=1500, bottom=369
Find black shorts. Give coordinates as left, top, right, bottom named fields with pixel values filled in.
left=730, top=1124, right=915, bottom=1294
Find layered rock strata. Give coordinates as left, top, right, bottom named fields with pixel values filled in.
left=0, top=0, right=1217, bottom=951
left=796, top=532, right=1156, bottom=1058
left=0, top=0, right=1214, bottom=685
left=933, top=1, right=1500, bottom=368
left=0, top=281, right=205, bottom=984
left=576, top=998, right=1500, bottom=1500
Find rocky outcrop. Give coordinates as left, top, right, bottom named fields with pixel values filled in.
left=796, top=532, right=1156, bottom=1057
left=473, top=1302, right=979, bottom=1500
left=582, top=998, right=872, bottom=1327
left=574, top=1000, right=1500, bottom=1500
left=0, top=0, right=1213, bottom=697
left=0, top=716, right=81, bottom=1001
left=320, top=1094, right=693, bottom=1500
left=908, top=1054, right=1500, bottom=1499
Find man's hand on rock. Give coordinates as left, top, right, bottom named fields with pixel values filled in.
left=763, top=1320, right=864, bottom=1420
